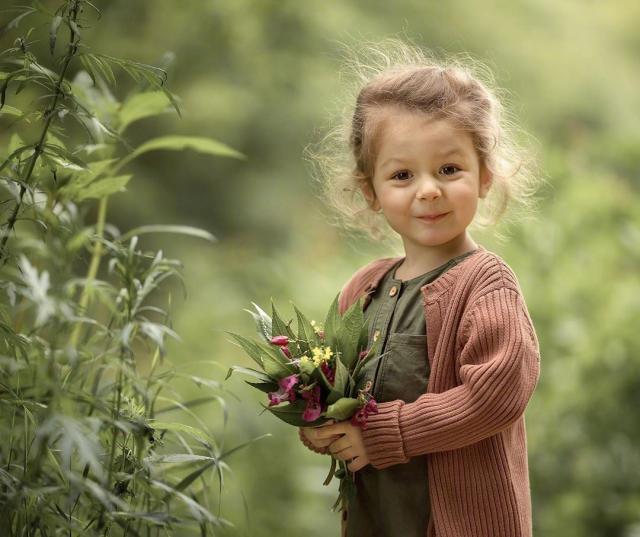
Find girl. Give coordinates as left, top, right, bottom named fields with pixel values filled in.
left=299, top=42, right=541, bottom=537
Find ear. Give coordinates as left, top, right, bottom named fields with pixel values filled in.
left=479, top=164, right=493, bottom=199
left=360, top=180, right=381, bottom=211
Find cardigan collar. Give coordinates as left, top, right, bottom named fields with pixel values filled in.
left=360, top=245, right=487, bottom=306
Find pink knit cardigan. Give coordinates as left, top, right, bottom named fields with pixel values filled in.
left=299, top=247, right=540, bottom=537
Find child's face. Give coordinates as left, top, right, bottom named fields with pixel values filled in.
left=363, top=106, right=492, bottom=254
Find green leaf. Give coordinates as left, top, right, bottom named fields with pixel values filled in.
left=150, top=480, right=218, bottom=524
left=245, top=380, right=279, bottom=393
left=119, top=224, right=216, bottom=243
left=219, top=433, right=272, bottom=460
left=324, top=397, right=361, bottom=420
left=0, top=104, right=21, bottom=117
left=73, top=174, right=131, bottom=201
left=49, top=15, right=62, bottom=55
left=271, top=300, right=295, bottom=340
left=226, top=332, right=264, bottom=368
left=324, top=293, right=341, bottom=350
left=225, top=365, right=272, bottom=383
left=146, top=454, right=214, bottom=464
left=244, top=302, right=272, bottom=343
left=263, top=400, right=329, bottom=427
left=336, top=298, right=364, bottom=369
left=115, top=135, right=245, bottom=172
left=148, top=421, right=213, bottom=445
left=294, top=304, right=319, bottom=354
left=332, top=353, right=349, bottom=395
left=261, top=352, right=295, bottom=378
left=118, top=91, right=173, bottom=133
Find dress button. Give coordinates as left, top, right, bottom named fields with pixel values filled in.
left=373, top=329, right=381, bottom=342
left=389, top=286, right=398, bottom=297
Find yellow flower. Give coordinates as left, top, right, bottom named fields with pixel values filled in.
left=311, top=345, right=333, bottom=366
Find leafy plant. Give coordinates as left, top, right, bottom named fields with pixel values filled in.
left=0, top=1, right=260, bottom=535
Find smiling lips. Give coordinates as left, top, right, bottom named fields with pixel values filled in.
left=418, top=212, right=450, bottom=222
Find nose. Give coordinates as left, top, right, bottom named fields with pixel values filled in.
left=415, top=174, right=441, bottom=201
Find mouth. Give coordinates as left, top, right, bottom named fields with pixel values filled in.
left=417, top=212, right=450, bottom=222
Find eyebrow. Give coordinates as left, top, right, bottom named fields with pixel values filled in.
left=379, top=147, right=466, bottom=169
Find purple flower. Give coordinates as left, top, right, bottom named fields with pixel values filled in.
left=302, top=400, right=322, bottom=422
left=268, top=391, right=288, bottom=406
left=267, top=374, right=300, bottom=407
left=320, top=362, right=335, bottom=385
left=301, top=385, right=324, bottom=422
left=350, top=398, right=378, bottom=429
left=279, top=374, right=299, bottom=393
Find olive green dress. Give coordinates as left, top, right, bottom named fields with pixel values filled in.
left=345, top=249, right=479, bottom=537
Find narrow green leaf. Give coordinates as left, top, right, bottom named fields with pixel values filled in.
left=336, top=298, right=364, bottom=369
left=148, top=421, right=213, bottom=445
left=244, top=302, right=272, bottom=343
left=73, top=174, right=131, bottom=201
left=49, top=15, right=62, bottom=55
left=294, top=304, right=319, bottom=353
left=226, top=332, right=264, bottom=368
left=116, top=135, right=245, bottom=172
left=263, top=400, right=328, bottom=427
left=118, top=91, right=173, bottom=132
left=271, top=300, right=296, bottom=340
left=146, top=454, right=214, bottom=464
left=119, top=224, right=216, bottom=243
left=323, top=293, right=341, bottom=350
left=225, top=365, right=271, bottom=383
left=245, top=380, right=279, bottom=393
left=0, top=104, right=21, bottom=117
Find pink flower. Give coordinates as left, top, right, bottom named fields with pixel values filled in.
left=268, top=391, right=289, bottom=406
left=358, top=349, right=369, bottom=361
left=320, top=362, right=335, bottom=385
left=267, top=374, right=299, bottom=407
left=279, top=374, right=299, bottom=393
left=317, top=330, right=325, bottom=340
left=270, top=335, right=292, bottom=359
left=301, top=385, right=324, bottom=422
left=350, top=398, right=378, bottom=429
left=270, top=336, right=289, bottom=346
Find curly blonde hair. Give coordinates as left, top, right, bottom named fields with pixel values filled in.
left=305, top=39, right=543, bottom=243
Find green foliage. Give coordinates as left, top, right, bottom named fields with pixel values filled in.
left=0, top=1, right=256, bottom=535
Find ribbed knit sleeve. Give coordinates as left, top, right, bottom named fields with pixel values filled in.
left=361, top=288, right=540, bottom=469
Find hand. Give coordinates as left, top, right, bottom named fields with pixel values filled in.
left=317, top=421, right=370, bottom=473
left=300, top=420, right=340, bottom=450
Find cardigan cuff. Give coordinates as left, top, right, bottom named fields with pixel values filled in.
left=361, top=400, right=409, bottom=469
left=298, top=428, right=330, bottom=455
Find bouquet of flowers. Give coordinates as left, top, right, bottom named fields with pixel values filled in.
left=226, top=294, right=382, bottom=509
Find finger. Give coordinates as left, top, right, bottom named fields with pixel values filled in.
left=331, top=446, right=356, bottom=461
left=328, top=436, right=349, bottom=454
left=347, top=456, right=367, bottom=473
left=315, top=423, right=346, bottom=439
left=333, top=449, right=353, bottom=462
left=319, top=420, right=335, bottom=427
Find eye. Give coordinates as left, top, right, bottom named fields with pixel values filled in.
left=440, top=165, right=461, bottom=177
left=391, top=170, right=412, bottom=181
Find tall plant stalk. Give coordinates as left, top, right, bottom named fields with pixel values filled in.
left=0, top=2, right=257, bottom=535
left=0, top=0, right=81, bottom=264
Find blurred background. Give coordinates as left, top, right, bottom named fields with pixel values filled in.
left=4, top=0, right=640, bottom=535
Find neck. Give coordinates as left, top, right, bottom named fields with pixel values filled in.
left=397, top=233, right=478, bottom=279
